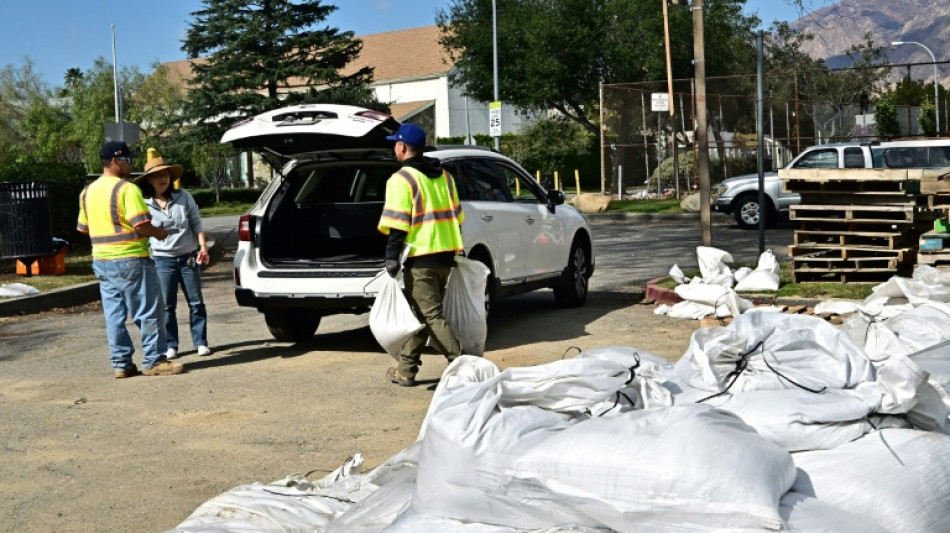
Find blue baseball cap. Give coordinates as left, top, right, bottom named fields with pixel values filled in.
left=99, top=141, right=136, bottom=160
left=386, top=123, right=426, bottom=147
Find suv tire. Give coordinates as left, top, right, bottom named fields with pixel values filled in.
left=467, top=250, right=496, bottom=317
left=733, top=193, right=773, bottom=230
left=263, top=309, right=322, bottom=343
left=554, top=239, right=590, bottom=308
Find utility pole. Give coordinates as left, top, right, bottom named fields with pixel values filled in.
left=692, top=0, right=711, bottom=246
left=111, top=25, right=124, bottom=140
left=663, top=0, right=679, bottom=198
left=492, top=0, right=501, bottom=152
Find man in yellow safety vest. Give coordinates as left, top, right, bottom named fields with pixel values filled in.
left=377, top=124, right=465, bottom=386
left=77, top=141, right=183, bottom=378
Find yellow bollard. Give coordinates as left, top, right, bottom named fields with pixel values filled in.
left=536, top=170, right=541, bottom=184
left=515, top=177, right=520, bottom=197
left=554, top=171, right=560, bottom=191
left=575, top=169, right=581, bottom=195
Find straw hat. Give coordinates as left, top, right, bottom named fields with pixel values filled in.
left=133, top=156, right=184, bottom=188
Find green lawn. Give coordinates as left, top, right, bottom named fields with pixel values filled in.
left=199, top=201, right=255, bottom=217
left=606, top=198, right=683, bottom=214
left=655, top=263, right=875, bottom=301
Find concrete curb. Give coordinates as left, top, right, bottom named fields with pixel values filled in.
left=0, top=280, right=101, bottom=317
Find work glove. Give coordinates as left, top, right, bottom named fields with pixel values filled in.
left=385, top=259, right=401, bottom=278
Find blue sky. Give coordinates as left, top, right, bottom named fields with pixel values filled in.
left=0, top=0, right=836, bottom=87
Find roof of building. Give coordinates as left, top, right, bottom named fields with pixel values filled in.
left=160, top=25, right=451, bottom=90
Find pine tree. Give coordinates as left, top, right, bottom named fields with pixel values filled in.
left=180, top=0, right=381, bottom=143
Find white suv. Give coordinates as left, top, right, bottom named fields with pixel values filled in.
left=223, top=104, right=595, bottom=342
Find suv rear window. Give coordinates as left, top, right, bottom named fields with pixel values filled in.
left=293, top=162, right=397, bottom=205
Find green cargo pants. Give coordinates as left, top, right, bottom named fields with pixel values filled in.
left=397, top=265, right=462, bottom=379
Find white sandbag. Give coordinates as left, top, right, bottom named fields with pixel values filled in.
left=505, top=405, right=796, bottom=531
left=669, top=263, right=689, bottom=284
left=734, top=270, right=780, bottom=291
left=734, top=266, right=752, bottom=282
left=791, top=428, right=950, bottom=533
left=813, top=300, right=860, bottom=316
left=779, top=492, right=889, bottom=533
left=575, top=346, right=675, bottom=414
left=675, top=312, right=874, bottom=393
left=369, top=275, right=424, bottom=357
left=168, top=455, right=372, bottom=532
left=0, top=282, right=40, bottom=297
left=653, top=303, right=672, bottom=315
left=673, top=282, right=753, bottom=317
left=886, top=302, right=950, bottom=353
left=690, top=387, right=880, bottom=451
left=696, top=246, right=735, bottom=287
left=666, top=300, right=716, bottom=319
left=444, top=256, right=490, bottom=356
left=735, top=250, right=781, bottom=292
left=324, top=445, right=421, bottom=533
left=840, top=312, right=911, bottom=362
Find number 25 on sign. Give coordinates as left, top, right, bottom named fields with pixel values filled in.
left=489, top=101, right=502, bottom=137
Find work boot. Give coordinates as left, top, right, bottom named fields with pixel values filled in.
left=386, top=367, right=415, bottom=387
left=114, top=366, right=139, bottom=379
left=143, top=360, right=185, bottom=376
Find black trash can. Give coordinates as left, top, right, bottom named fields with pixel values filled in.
left=0, top=182, right=54, bottom=262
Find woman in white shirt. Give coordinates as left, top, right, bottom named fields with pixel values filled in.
left=135, top=157, right=212, bottom=359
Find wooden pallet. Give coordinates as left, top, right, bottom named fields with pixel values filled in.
left=929, top=193, right=950, bottom=209
left=798, top=191, right=926, bottom=207
left=793, top=229, right=915, bottom=250
left=789, top=245, right=913, bottom=263
left=790, top=204, right=924, bottom=223
left=918, top=251, right=950, bottom=266
left=785, top=179, right=919, bottom=195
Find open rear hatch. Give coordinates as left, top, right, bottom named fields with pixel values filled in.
left=221, top=104, right=400, bottom=158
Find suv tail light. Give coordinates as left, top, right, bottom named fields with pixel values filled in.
left=238, top=214, right=254, bottom=242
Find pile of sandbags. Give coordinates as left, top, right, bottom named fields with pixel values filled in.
left=656, top=247, right=778, bottom=320
left=169, top=317, right=950, bottom=532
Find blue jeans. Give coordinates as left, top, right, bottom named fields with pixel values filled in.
left=93, top=257, right=166, bottom=371
left=154, top=253, right=208, bottom=350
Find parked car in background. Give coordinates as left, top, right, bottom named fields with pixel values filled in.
left=223, top=104, right=595, bottom=342
left=715, top=139, right=950, bottom=229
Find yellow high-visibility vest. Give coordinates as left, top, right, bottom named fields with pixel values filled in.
left=378, top=167, right=465, bottom=257
left=77, top=176, right=152, bottom=260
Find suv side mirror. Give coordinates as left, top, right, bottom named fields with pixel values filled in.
left=547, top=189, right=565, bottom=211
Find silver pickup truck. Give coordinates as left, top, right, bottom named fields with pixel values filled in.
left=714, top=140, right=950, bottom=229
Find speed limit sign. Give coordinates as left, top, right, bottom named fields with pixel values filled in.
left=489, top=101, right=502, bottom=136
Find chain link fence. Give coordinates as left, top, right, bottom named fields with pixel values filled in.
left=601, top=61, right=950, bottom=196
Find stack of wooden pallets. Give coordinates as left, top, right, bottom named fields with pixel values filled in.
left=782, top=168, right=941, bottom=283
left=918, top=192, right=950, bottom=268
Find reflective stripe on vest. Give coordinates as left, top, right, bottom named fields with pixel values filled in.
left=378, top=166, right=464, bottom=257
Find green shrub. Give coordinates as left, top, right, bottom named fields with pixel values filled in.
left=189, top=187, right=263, bottom=207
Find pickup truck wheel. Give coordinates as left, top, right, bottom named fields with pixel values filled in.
left=733, top=194, right=773, bottom=230
left=263, top=309, right=321, bottom=342
left=554, top=240, right=590, bottom=308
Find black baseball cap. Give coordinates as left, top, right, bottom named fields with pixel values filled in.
left=99, top=141, right=136, bottom=160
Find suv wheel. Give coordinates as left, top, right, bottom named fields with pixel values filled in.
left=554, top=239, right=590, bottom=308
left=467, top=250, right=496, bottom=317
left=263, top=309, right=321, bottom=342
left=733, top=193, right=773, bottom=230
